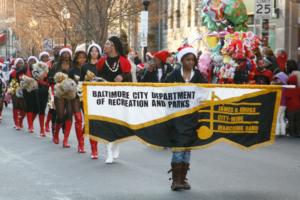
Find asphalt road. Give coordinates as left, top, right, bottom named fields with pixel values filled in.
left=0, top=107, right=300, bottom=200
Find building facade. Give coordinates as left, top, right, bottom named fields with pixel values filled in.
left=144, top=0, right=299, bottom=60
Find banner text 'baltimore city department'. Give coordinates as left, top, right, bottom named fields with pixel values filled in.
left=83, top=83, right=282, bottom=150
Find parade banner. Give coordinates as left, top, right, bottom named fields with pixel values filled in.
left=83, top=83, right=282, bottom=150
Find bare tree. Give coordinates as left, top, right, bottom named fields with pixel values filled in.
left=14, top=0, right=141, bottom=53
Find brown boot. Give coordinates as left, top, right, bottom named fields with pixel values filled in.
left=181, top=163, right=191, bottom=190
left=168, top=163, right=184, bottom=191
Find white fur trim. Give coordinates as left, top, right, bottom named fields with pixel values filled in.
left=59, top=48, right=73, bottom=57
left=39, top=51, right=50, bottom=60
left=75, top=43, right=87, bottom=54
left=13, top=58, right=24, bottom=69
left=177, top=47, right=197, bottom=63
left=87, top=43, right=102, bottom=55
left=27, top=56, right=38, bottom=63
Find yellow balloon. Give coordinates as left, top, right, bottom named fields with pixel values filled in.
left=206, top=36, right=219, bottom=49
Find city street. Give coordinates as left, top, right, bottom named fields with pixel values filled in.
left=0, top=106, right=300, bottom=200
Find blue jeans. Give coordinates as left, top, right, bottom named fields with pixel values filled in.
left=171, top=151, right=191, bottom=164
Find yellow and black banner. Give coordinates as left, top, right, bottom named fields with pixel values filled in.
left=83, top=83, right=282, bottom=151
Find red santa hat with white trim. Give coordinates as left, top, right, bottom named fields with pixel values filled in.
left=177, top=45, right=197, bottom=63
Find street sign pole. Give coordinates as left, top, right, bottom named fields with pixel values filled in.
left=255, top=0, right=273, bottom=48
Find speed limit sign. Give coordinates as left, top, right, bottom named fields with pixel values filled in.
left=255, top=0, right=273, bottom=19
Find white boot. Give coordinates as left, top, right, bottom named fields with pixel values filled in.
left=105, top=143, right=114, bottom=164
left=112, top=143, right=120, bottom=159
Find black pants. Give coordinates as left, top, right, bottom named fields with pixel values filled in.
left=23, top=90, right=39, bottom=113
left=37, top=86, right=49, bottom=115
left=286, top=110, right=300, bottom=137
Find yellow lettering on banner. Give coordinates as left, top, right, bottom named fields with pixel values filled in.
left=218, top=106, right=234, bottom=113
left=239, top=107, right=256, bottom=113
left=244, top=125, right=259, bottom=132
left=231, top=116, right=244, bottom=122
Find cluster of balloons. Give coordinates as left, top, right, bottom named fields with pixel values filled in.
left=198, top=31, right=261, bottom=83
left=202, top=0, right=248, bottom=32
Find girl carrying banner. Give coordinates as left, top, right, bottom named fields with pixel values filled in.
left=96, top=36, right=132, bottom=164
left=165, top=46, right=207, bottom=191
left=81, top=43, right=102, bottom=159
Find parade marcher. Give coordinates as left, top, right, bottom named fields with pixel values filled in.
left=165, top=46, right=207, bottom=191
left=48, top=48, right=73, bottom=146
left=68, top=44, right=88, bottom=153
left=39, top=51, right=50, bottom=63
left=81, top=43, right=102, bottom=159
left=271, top=72, right=288, bottom=136
left=0, top=65, right=6, bottom=121
left=22, top=56, right=39, bottom=133
left=45, top=47, right=61, bottom=133
left=8, top=58, right=26, bottom=130
left=140, top=50, right=173, bottom=83
left=33, top=60, right=50, bottom=137
left=96, top=36, right=132, bottom=164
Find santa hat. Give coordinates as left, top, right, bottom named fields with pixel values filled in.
left=153, top=50, right=170, bottom=64
left=75, top=43, right=87, bottom=55
left=27, top=56, right=39, bottom=63
left=137, top=63, right=145, bottom=70
left=59, top=48, right=73, bottom=57
left=177, top=45, right=197, bottom=62
left=13, top=58, right=24, bottom=69
left=39, top=51, right=50, bottom=60
left=87, top=43, right=102, bottom=55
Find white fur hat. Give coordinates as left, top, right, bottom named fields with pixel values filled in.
left=75, top=43, right=87, bottom=54
left=39, top=51, right=50, bottom=60
left=177, top=46, right=197, bottom=63
left=27, top=56, right=38, bottom=63
left=59, top=48, right=73, bottom=57
left=87, top=43, right=102, bottom=55
left=13, top=58, right=24, bottom=69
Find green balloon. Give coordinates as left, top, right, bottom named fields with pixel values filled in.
left=224, top=0, right=248, bottom=26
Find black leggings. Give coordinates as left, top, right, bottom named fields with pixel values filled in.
left=12, top=95, right=26, bottom=110
left=23, top=90, right=39, bottom=113
left=71, top=97, right=81, bottom=113
left=54, top=97, right=72, bottom=125
left=37, top=86, right=49, bottom=115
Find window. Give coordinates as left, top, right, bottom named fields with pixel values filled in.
left=195, top=0, right=200, bottom=26
left=170, top=0, right=174, bottom=29
left=187, top=0, right=192, bottom=27
left=164, top=0, right=168, bottom=30
left=176, top=0, right=181, bottom=28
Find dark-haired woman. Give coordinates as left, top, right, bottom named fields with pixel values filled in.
left=68, top=45, right=87, bottom=153
left=96, top=36, right=132, bottom=164
left=81, top=43, right=102, bottom=159
left=165, top=46, right=207, bottom=191
left=48, top=48, right=73, bottom=147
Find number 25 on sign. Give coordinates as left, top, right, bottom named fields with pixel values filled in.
left=255, top=0, right=272, bottom=20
